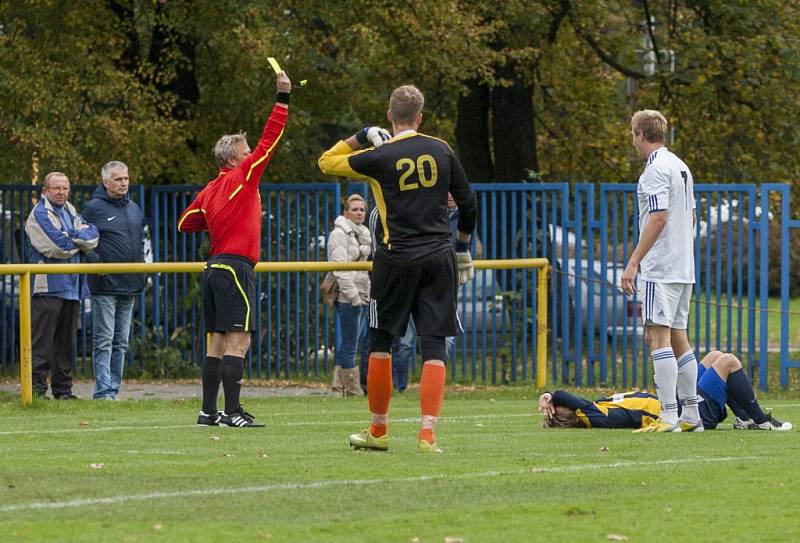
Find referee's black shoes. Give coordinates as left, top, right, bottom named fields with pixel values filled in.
left=219, top=407, right=265, bottom=428
left=197, top=411, right=222, bottom=426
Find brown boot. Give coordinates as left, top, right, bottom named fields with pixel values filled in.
left=341, top=367, right=364, bottom=397
left=331, top=365, right=344, bottom=395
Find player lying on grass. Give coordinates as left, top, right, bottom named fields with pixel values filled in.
left=686, top=350, right=792, bottom=431
left=539, top=390, right=661, bottom=429
left=539, top=350, right=792, bottom=431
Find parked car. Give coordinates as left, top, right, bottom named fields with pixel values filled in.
left=566, top=259, right=643, bottom=341
left=0, top=224, right=21, bottom=367
left=458, top=268, right=507, bottom=338
left=1, top=276, right=19, bottom=366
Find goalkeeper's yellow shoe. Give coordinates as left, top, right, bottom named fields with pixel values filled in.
left=418, top=440, right=443, bottom=454
left=679, top=419, right=705, bottom=432
left=348, top=429, right=389, bottom=451
left=633, top=420, right=682, bottom=433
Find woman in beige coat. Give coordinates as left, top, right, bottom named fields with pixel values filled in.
left=327, top=194, right=371, bottom=395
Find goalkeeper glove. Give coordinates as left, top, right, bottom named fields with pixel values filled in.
left=356, top=126, right=391, bottom=148
left=455, top=241, right=474, bottom=285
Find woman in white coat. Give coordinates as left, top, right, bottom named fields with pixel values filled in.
left=327, top=194, right=371, bottom=395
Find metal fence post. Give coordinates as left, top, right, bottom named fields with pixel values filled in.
left=537, top=265, right=548, bottom=389
left=19, top=271, right=32, bottom=405
left=758, top=187, right=770, bottom=390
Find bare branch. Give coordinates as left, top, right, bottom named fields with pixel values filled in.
left=545, top=0, right=572, bottom=45
left=642, top=0, right=663, bottom=73
left=570, top=17, right=649, bottom=79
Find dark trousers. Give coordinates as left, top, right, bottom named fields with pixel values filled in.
left=31, top=296, right=79, bottom=397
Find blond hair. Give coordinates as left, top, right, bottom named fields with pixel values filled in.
left=344, top=193, right=366, bottom=213
left=214, top=133, right=248, bottom=168
left=389, top=85, right=424, bottom=125
left=631, top=110, right=668, bottom=144
left=541, top=406, right=583, bottom=428
left=42, top=172, right=68, bottom=188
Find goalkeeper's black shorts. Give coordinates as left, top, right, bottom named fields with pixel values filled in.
left=368, top=247, right=461, bottom=338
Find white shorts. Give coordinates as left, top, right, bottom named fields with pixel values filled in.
left=637, top=280, right=692, bottom=329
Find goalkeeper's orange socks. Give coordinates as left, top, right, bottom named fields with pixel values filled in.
left=419, top=360, right=446, bottom=444
left=367, top=354, right=392, bottom=437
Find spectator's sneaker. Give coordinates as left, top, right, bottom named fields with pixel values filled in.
left=733, top=417, right=756, bottom=430
left=418, top=440, right=443, bottom=454
left=755, top=415, right=792, bottom=431
left=55, top=393, right=80, bottom=400
left=679, top=419, right=704, bottom=432
left=633, top=420, right=682, bottom=433
left=348, top=429, right=389, bottom=451
left=196, top=411, right=221, bottom=426
left=219, top=408, right=264, bottom=428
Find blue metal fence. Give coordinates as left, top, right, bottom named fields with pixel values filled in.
left=1, top=182, right=797, bottom=388
left=0, top=184, right=147, bottom=375
left=150, top=183, right=342, bottom=379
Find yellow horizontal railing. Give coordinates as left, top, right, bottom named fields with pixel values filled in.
left=0, top=258, right=548, bottom=405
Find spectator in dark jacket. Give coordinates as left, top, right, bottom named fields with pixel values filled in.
left=25, top=172, right=99, bottom=399
left=81, top=161, right=145, bottom=400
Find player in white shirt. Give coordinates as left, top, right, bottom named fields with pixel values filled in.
left=621, top=109, right=702, bottom=433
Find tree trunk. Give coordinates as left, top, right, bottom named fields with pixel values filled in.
left=491, top=77, right=537, bottom=182
left=455, top=79, right=493, bottom=183
left=490, top=69, right=538, bottom=288
left=106, top=0, right=141, bottom=74
left=148, top=3, right=199, bottom=122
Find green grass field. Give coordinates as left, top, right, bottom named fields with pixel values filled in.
left=2, top=388, right=799, bottom=543
left=692, top=296, right=800, bottom=348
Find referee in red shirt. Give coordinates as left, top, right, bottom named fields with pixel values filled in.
left=178, top=71, right=291, bottom=428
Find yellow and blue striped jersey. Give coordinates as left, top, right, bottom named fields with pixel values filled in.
left=551, top=390, right=661, bottom=429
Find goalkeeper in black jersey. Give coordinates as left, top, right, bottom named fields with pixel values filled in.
left=319, top=84, right=477, bottom=453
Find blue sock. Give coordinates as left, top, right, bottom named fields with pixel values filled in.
left=726, top=395, right=750, bottom=421
left=727, top=369, right=768, bottom=424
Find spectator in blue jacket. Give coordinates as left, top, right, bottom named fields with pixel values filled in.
left=81, top=161, right=146, bottom=400
left=25, top=172, right=99, bottom=399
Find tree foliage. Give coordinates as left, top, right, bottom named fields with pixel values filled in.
left=1, top=0, right=799, bottom=202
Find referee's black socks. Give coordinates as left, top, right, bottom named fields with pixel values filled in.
left=201, top=356, right=222, bottom=414
left=221, top=355, right=245, bottom=414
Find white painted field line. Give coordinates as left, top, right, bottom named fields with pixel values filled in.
left=0, top=414, right=533, bottom=436
left=0, top=424, right=195, bottom=436
left=122, top=450, right=187, bottom=456
left=0, top=455, right=758, bottom=513
left=287, top=413, right=533, bottom=426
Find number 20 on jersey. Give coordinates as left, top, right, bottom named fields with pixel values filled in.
left=397, top=154, right=438, bottom=191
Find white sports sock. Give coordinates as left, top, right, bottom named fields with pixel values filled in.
left=652, top=347, right=679, bottom=425
left=676, top=350, right=700, bottom=423
left=421, top=414, right=437, bottom=431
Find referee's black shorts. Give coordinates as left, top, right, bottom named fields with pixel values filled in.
left=369, top=247, right=461, bottom=338
left=203, top=254, right=256, bottom=333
